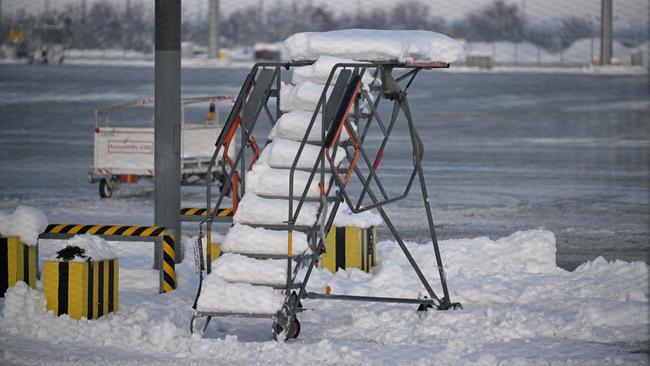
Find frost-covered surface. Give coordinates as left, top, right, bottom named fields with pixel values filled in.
left=331, top=205, right=382, bottom=229
left=0, top=205, right=48, bottom=246
left=222, top=224, right=310, bottom=256
left=212, top=253, right=304, bottom=286
left=265, top=138, right=345, bottom=170
left=269, top=110, right=350, bottom=143
left=280, top=81, right=332, bottom=112
left=292, top=55, right=376, bottom=85
left=284, top=29, right=463, bottom=63
left=0, top=230, right=648, bottom=365
left=246, top=162, right=328, bottom=199
left=49, top=234, right=117, bottom=261
left=196, top=274, right=285, bottom=314
left=234, top=193, right=319, bottom=226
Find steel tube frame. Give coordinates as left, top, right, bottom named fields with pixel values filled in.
left=193, top=60, right=456, bottom=336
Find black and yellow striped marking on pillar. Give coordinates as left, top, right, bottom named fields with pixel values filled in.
left=42, top=224, right=176, bottom=293
left=180, top=207, right=233, bottom=217
left=321, top=226, right=377, bottom=273
left=0, top=236, right=37, bottom=296
left=43, top=259, right=119, bottom=320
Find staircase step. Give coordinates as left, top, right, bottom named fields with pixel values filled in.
left=212, top=253, right=306, bottom=287
left=234, top=193, right=320, bottom=227
left=243, top=223, right=314, bottom=233
left=221, top=224, right=310, bottom=256
left=265, top=138, right=346, bottom=170
left=219, top=251, right=317, bottom=261
left=196, top=275, right=285, bottom=315
left=268, top=110, right=351, bottom=143
left=247, top=163, right=330, bottom=199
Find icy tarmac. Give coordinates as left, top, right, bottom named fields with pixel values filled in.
left=0, top=64, right=647, bottom=269
left=0, top=63, right=648, bottom=365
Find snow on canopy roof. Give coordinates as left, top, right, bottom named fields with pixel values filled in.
left=283, top=29, right=463, bottom=63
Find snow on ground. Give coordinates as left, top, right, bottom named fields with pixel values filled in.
left=1, top=229, right=648, bottom=365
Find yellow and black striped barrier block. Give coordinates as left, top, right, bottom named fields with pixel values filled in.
left=321, top=226, right=377, bottom=273
left=41, top=224, right=176, bottom=294
left=180, top=208, right=233, bottom=222
left=209, top=241, right=221, bottom=261
left=43, top=258, right=118, bottom=320
left=0, top=236, right=37, bottom=296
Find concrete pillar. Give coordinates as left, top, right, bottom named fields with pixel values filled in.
left=600, top=0, right=613, bottom=65
left=208, top=0, right=220, bottom=59
left=154, top=0, right=182, bottom=265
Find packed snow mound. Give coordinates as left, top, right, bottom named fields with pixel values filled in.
left=246, top=162, right=328, bottom=199
left=197, top=275, right=285, bottom=314
left=234, top=193, right=319, bottom=226
left=221, top=224, right=310, bottom=255
left=440, top=229, right=558, bottom=275
left=269, top=110, right=350, bottom=143
left=280, top=81, right=332, bottom=112
left=332, top=205, right=382, bottom=228
left=265, top=138, right=345, bottom=170
left=0, top=205, right=48, bottom=246
left=284, top=29, right=463, bottom=63
left=292, top=55, right=376, bottom=85
left=212, top=253, right=304, bottom=285
left=50, top=234, right=117, bottom=261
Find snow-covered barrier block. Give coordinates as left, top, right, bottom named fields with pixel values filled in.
left=0, top=236, right=37, bottom=297
left=321, top=226, right=376, bottom=273
left=43, top=235, right=119, bottom=320
left=283, top=29, right=463, bottom=63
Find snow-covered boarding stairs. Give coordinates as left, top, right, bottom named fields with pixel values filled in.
left=191, top=56, right=461, bottom=340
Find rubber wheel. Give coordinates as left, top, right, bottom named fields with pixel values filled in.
left=287, top=318, right=301, bottom=339
left=190, top=315, right=211, bottom=336
left=273, top=318, right=300, bottom=341
left=99, top=178, right=113, bottom=198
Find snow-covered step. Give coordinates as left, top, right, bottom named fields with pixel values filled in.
left=247, top=162, right=330, bottom=199
left=233, top=193, right=319, bottom=227
left=291, top=55, right=376, bottom=85
left=196, top=274, right=284, bottom=315
left=212, top=253, right=305, bottom=287
left=265, top=138, right=345, bottom=170
left=269, top=110, right=350, bottom=143
left=280, top=81, right=332, bottom=112
left=221, top=224, right=310, bottom=256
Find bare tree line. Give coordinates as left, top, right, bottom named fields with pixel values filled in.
left=1, top=1, right=646, bottom=53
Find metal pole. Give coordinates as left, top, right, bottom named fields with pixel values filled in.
left=600, top=0, right=613, bottom=65
left=155, top=0, right=182, bottom=265
left=208, top=0, right=219, bottom=59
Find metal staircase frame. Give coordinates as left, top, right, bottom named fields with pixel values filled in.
left=192, top=59, right=460, bottom=339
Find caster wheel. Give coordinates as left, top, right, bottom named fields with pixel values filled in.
left=272, top=318, right=300, bottom=341
left=190, top=315, right=211, bottom=336
left=287, top=318, right=301, bottom=339
left=99, top=178, right=113, bottom=198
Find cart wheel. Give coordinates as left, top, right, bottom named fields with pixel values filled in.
left=190, top=315, right=212, bottom=336
left=287, top=318, right=301, bottom=339
left=99, top=178, right=113, bottom=198
left=272, top=317, right=300, bottom=341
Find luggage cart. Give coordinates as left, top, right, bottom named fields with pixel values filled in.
left=88, top=96, right=235, bottom=198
